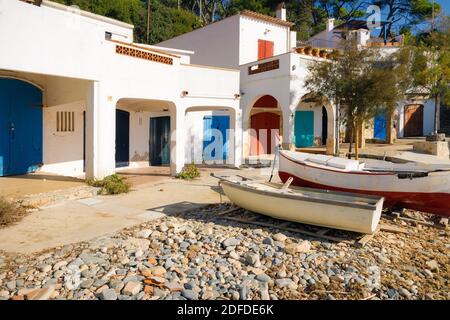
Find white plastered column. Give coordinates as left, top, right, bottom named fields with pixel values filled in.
left=228, top=108, right=243, bottom=168
left=85, top=81, right=116, bottom=179
left=170, top=105, right=186, bottom=176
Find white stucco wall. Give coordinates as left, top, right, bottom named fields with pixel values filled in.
left=239, top=15, right=291, bottom=65
left=41, top=101, right=85, bottom=176
left=1, top=0, right=241, bottom=178
left=158, top=13, right=294, bottom=69
left=158, top=15, right=241, bottom=69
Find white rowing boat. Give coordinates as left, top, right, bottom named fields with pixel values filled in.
left=214, top=174, right=384, bottom=234
left=278, top=150, right=450, bottom=217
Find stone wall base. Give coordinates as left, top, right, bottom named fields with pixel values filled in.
left=413, top=141, right=450, bottom=159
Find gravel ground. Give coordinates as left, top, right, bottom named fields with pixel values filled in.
left=0, top=204, right=448, bottom=300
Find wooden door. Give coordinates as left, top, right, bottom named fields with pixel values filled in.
left=294, top=111, right=315, bottom=148
left=404, top=104, right=423, bottom=137
left=150, top=116, right=171, bottom=166
left=0, top=78, right=43, bottom=176
left=374, top=111, right=387, bottom=140
left=203, top=115, right=230, bottom=161
left=250, top=112, right=280, bottom=155
left=115, top=109, right=130, bottom=168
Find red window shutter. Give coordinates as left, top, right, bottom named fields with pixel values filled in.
left=258, top=40, right=265, bottom=60
left=265, top=41, right=274, bottom=58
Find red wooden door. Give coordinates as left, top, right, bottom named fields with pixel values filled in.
left=404, top=104, right=424, bottom=137
left=250, top=112, right=280, bottom=155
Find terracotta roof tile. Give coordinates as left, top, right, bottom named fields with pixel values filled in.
left=240, top=10, right=294, bottom=28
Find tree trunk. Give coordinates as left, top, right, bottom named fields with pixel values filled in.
left=335, top=101, right=340, bottom=156
left=434, top=94, right=440, bottom=134
left=354, top=120, right=359, bottom=160
left=348, top=122, right=354, bottom=159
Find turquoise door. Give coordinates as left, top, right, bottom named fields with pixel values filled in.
left=294, top=111, right=314, bottom=148
left=0, top=78, right=43, bottom=176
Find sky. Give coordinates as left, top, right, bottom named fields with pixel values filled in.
left=440, top=0, right=450, bottom=15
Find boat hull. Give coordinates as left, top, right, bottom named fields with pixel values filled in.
left=221, top=180, right=384, bottom=234
left=279, top=151, right=450, bottom=217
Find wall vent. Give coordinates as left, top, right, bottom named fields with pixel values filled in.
left=56, top=111, right=75, bottom=132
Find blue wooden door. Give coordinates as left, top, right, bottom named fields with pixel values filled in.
left=150, top=116, right=171, bottom=166
left=203, top=115, right=230, bottom=161
left=294, top=111, right=314, bottom=148
left=374, top=112, right=386, bottom=140
left=0, top=78, right=42, bottom=176
left=115, top=109, right=130, bottom=168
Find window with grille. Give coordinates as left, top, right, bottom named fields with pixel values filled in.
left=56, top=111, right=75, bottom=132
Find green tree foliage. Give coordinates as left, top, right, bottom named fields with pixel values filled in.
left=410, top=17, right=450, bottom=134
left=145, top=0, right=202, bottom=44
left=305, top=40, right=411, bottom=158
left=53, top=0, right=201, bottom=44
left=51, top=0, right=447, bottom=47
left=374, top=0, right=441, bottom=38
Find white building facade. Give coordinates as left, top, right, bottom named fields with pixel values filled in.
left=160, top=5, right=337, bottom=158
left=0, top=0, right=242, bottom=179
left=308, top=18, right=439, bottom=142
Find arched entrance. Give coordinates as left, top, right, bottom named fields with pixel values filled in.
left=295, top=93, right=336, bottom=154
left=249, top=95, right=282, bottom=156
left=0, top=78, right=43, bottom=176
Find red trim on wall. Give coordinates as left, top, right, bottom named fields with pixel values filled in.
left=253, top=95, right=278, bottom=108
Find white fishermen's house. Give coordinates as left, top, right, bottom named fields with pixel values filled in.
left=159, top=3, right=338, bottom=158
left=0, top=0, right=242, bottom=179
left=307, top=18, right=440, bottom=143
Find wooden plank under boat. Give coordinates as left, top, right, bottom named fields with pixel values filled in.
left=278, top=150, right=450, bottom=217
left=215, top=175, right=385, bottom=234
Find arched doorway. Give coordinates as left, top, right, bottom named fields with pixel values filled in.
left=295, top=93, right=335, bottom=154
left=249, top=95, right=282, bottom=156
left=0, top=78, right=43, bottom=176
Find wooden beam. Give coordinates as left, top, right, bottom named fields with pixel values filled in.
left=221, top=216, right=354, bottom=245
left=379, top=223, right=408, bottom=234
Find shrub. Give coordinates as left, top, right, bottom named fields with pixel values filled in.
left=176, top=163, right=201, bottom=180
left=87, top=174, right=131, bottom=195
left=0, top=197, right=28, bottom=227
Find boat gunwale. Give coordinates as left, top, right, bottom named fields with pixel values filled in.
left=281, top=150, right=450, bottom=176
left=220, top=179, right=383, bottom=211
left=280, top=151, right=396, bottom=176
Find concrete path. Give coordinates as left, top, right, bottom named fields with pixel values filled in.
left=0, top=173, right=85, bottom=199
left=392, top=151, right=450, bottom=165
left=0, top=168, right=260, bottom=254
